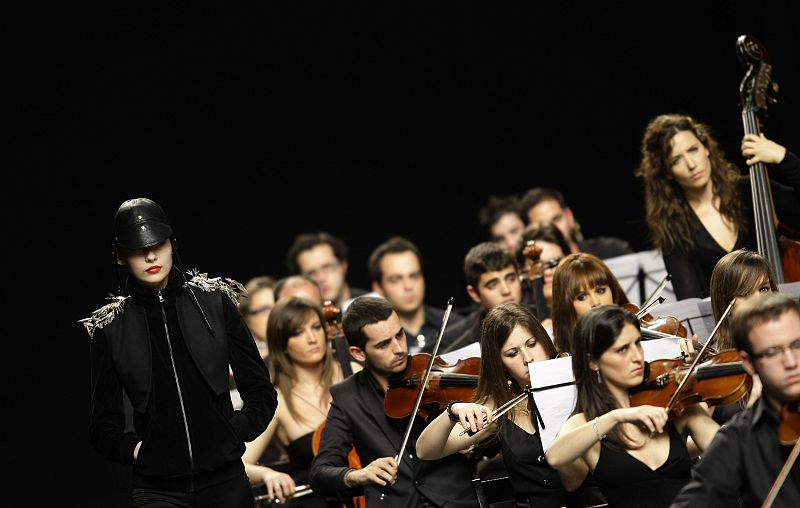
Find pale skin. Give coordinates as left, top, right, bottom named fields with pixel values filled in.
left=241, top=312, right=357, bottom=502
left=668, top=130, right=738, bottom=253
left=416, top=325, right=586, bottom=491
left=545, top=324, right=720, bottom=480
left=741, top=133, right=786, bottom=166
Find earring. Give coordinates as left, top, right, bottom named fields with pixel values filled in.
left=596, top=370, right=602, bottom=384
left=507, top=378, right=513, bottom=391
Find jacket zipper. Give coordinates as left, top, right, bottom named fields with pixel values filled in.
left=158, top=290, right=195, bottom=484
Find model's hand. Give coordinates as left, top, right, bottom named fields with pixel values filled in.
left=613, top=405, right=669, bottom=434
left=451, top=402, right=493, bottom=433
left=678, top=334, right=699, bottom=363
left=260, top=469, right=296, bottom=502
left=349, top=457, right=398, bottom=487
left=742, top=133, right=786, bottom=165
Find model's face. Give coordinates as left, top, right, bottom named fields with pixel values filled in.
left=527, top=200, right=574, bottom=244
left=742, top=311, right=800, bottom=405
left=592, top=323, right=644, bottom=390
left=359, top=311, right=409, bottom=378
left=297, top=244, right=347, bottom=303
left=668, top=130, right=712, bottom=194
left=572, top=284, right=614, bottom=318
left=117, top=240, right=173, bottom=290
left=286, top=311, right=327, bottom=368
left=537, top=241, right=565, bottom=304
left=374, top=251, right=425, bottom=314
left=500, top=324, right=551, bottom=388
left=491, top=212, right=525, bottom=254
left=468, top=264, right=522, bottom=312
left=244, top=287, right=275, bottom=343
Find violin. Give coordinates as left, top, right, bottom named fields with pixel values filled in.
left=623, top=301, right=688, bottom=340
left=322, top=300, right=356, bottom=377
left=384, top=353, right=480, bottom=422
left=521, top=240, right=552, bottom=321
left=778, top=401, right=800, bottom=446
left=630, top=349, right=752, bottom=416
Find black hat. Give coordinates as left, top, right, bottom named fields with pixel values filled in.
left=113, top=198, right=173, bottom=250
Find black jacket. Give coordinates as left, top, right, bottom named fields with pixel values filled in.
left=84, top=270, right=278, bottom=491
left=309, top=368, right=475, bottom=507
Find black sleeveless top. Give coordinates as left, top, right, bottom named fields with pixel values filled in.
left=592, top=422, right=691, bottom=507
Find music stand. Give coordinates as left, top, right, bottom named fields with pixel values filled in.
left=603, top=250, right=675, bottom=306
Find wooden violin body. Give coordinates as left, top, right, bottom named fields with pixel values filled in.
left=384, top=353, right=480, bottom=421
left=630, top=349, right=752, bottom=416
left=623, top=302, right=688, bottom=339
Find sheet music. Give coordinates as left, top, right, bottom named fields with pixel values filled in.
left=528, top=356, right=577, bottom=453
left=439, top=342, right=481, bottom=363
left=641, top=336, right=681, bottom=362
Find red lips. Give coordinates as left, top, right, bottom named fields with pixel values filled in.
left=146, top=266, right=162, bottom=274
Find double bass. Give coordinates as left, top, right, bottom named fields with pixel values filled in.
left=737, top=34, right=800, bottom=282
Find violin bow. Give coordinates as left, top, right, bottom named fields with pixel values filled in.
left=394, top=297, right=454, bottom=463
left=665, top=298, right=736, bottom=412
left=761, top=438, right=800, bottom=508
left=641, top=274, right=672, bottom=313
left=458, top=387, right=532, bottom=437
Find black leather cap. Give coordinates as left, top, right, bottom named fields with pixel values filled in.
left=113, top=198, right=173, bottom=250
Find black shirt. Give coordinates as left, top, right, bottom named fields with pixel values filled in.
left=670, top=395, right=800, bottom=508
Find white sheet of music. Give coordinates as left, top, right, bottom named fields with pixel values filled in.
left=641, top=336, right=681, bottom=362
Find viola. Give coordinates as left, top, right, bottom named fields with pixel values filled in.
left=630, top=349, right=752, bottom=416
left=384, top=353, right=480, bottom=421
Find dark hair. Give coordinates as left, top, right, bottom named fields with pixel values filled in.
left=732, top=292, right=800, bottom=355
left=342, top=296, right=394, bottom=351
left=520, top=187, right=568, bottom=218
left=266, top=297, right=336, bottom=424
left=710, top=249, right=778, bottom=350
left=572, top=305, right=641, bottom=448
left=367, top=236, right=423, bottom=284
left=237, top=275, right=277, bottom=314
left=286, top=232, right=350, bottom=274
left=273, top=274, right=322, bottom=302
left=477, top=194, right=524, bottom=234
left=515, top=221, right=571, bottom=267
left=634, top=114, right=743, bottom=254
left=463, top=241, right=519, bottom=288
left=551, top=253, right=630, bottom=354
left=474, top=303, right=557, bottom=434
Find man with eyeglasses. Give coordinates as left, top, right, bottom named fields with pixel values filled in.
left=671, top=292, right=800, bottom=508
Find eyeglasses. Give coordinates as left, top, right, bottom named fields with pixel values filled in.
left=751, top=338, right=800, bottom=361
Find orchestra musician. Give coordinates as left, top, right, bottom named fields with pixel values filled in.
left=634, top=114, right=800, bottom=300
left=546, top=305, right=720, bottom=508
left=477, top=193, right=527, bottom=254
left=416, top=302, right=607, bottom=507
left=309, top=296, right=476, bottom=507
left=670, top=292, right=800, bottom=507
left=243, top=296, right=357, bottom=506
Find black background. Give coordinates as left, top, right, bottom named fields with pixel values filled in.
left=10, top=2, right=799, bottom=505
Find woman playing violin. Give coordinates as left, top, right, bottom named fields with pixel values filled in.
left=634, top=114, right=800, bottom=300
left=546, top=305, right=719, bottom=508
left=708, top=248, right=778, bottom=423
left=416, top=302, right=606, bottom=508
left=243, top=297, right=359, bottom=506
left=671, top=292, right=800, bottom=507
left=551, top=252, right=631, bottom=355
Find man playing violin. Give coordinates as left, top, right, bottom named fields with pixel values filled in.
left=309, top=296, right=476, bottom=508
left=671, top=292, right=800, bottom=507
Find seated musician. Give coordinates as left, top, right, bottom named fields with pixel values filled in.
left=546, top=305, right=720, bottom=508
left=670, top=292, right=800, bottom=507
left=309, top=296, right=476, bottom=508
left=416, top=302, right=607, bottom=508
left=243, top=297, right=360, bottom=506
left=708, top=248, right=779, bottom=424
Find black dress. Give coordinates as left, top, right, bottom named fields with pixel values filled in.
left=592, top=423, right=691, bottom=508
left=500, top=422, right=606, bottom=508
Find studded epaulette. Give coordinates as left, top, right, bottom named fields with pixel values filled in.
left=79, top=295, right=130, bottom=338
left=186, top=268, right=246, bottom=306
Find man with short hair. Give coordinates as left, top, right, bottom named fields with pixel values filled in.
left=309, top=296, right=476, bottom=507
left=273, top=274, right=323, bottom=304
left=520, top=187, right=632, bottom=259
left=286, top=232, right=367, bottom=310
left=670, top=292, right=800, bottom=507
left=439, top=241, right=523, bottom=354
left=367, top=236, right=463, bottom=354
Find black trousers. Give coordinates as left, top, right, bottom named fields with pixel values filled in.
left=132, top=473, right=253, bottom=508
